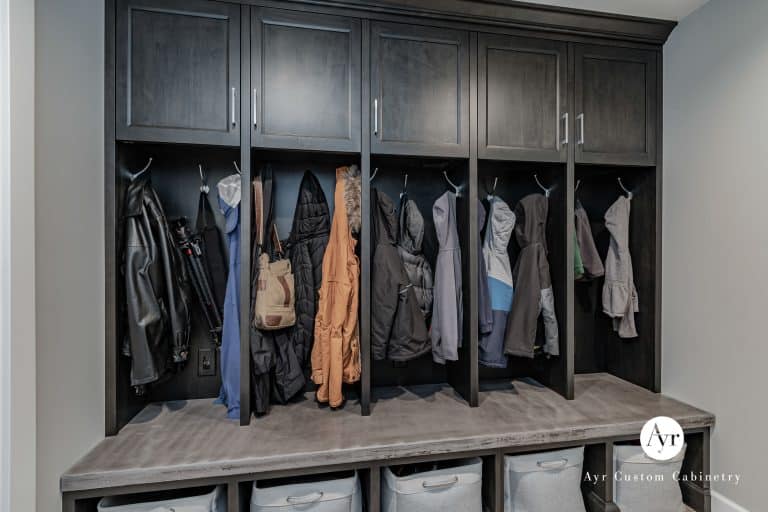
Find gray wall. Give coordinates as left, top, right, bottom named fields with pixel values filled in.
left=4, top=0, right=37, bottom=510
left=663, top=0, right=765, bottom=510
left=34, top=1, right=105, bottom=511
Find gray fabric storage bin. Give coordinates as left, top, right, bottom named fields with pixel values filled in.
left=614, top=444, right=687, bottom=512
left=251, top=472, right=362, bottom=512
left=97, top=485, right=225, bottom=512
left=503, top=446, right=586, bottom=512
left=382, top=458, right=483, bottom=512
left=381, top=457, right=483, bottom=512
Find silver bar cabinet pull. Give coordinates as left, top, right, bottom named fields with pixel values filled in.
left=253, top=89, right=258, bottom=128
left=577, top=113, right=585, bottom=145
left=231, top=87, right=237, bottom=126
left=374, top=98, right=379, bottom=135
left=561, top=112, right=569, bottom=145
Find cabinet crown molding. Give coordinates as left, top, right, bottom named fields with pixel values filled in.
left=268, top=0, right=677, bottom=44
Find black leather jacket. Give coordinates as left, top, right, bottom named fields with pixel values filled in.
left=122, top=176, right=190, bottom=390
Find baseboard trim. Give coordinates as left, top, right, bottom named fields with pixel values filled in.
left=712, top=491, right=750, bottom=512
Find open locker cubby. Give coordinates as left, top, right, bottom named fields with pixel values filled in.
left=249, top=149, right=364, bottom=412
left=112, top=142, right=241, bottom=430
left=574, top=165, right=659, bottom=392
left=476, top=160, right=569, bottom=399
left=367, top=155, right=473, bottom=409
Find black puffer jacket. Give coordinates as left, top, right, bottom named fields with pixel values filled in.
left=371, top=189, right=430, bottom=361
left=122, top=175, right=190, bottom=391
left=287, top=171, right=331, bottom=369
left=397, top=194, right=433, bottom=320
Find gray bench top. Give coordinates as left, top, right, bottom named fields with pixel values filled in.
left=61, top=373, right=714, bottom=493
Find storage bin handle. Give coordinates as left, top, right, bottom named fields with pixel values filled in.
left=421, top=475, right=459, bottom=489
left=286, top=491, right=324, bottom=505
left=536, top=458, right=569, bottom=470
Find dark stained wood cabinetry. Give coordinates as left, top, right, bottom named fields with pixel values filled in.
left=116, top=0, right=241, bottom=145
left=251, top=9, right=362, bottom=152
left=370, top=22, right=470, bottom=157
left=575, top=44, right=658, bottom=166
left=478, top=34, right=568, bottom=162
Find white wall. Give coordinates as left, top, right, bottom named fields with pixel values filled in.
left=663, top=0, right=768, bottom=510
left=34, top=0, right=105, bottom=511
left=2, top=0, right=37, bottom=510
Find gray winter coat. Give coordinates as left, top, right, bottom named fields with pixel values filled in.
left=431, top=191, right=462, bottom=364
left=372, top=189, right=431, bottom=361
left=397, top=194, right=434, bottom=320
left=602, top=196, right=639, bottom=338
left=504, top=194, right=559, bottom=358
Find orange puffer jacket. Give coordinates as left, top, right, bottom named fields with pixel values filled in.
left=311, top=166, right=361, bottom=408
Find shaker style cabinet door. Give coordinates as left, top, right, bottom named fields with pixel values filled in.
left=371, top=22, right=470, bottom=157
left=574, top=44, right=657, bottom=165
left=478, top=34, right=568, bottom=162
left=251, top=9, right=361, bottom=152
left=116, top=0, right=241, bottom=146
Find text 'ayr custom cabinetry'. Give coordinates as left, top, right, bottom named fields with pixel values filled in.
left=79, top=0, right=713, bottom=511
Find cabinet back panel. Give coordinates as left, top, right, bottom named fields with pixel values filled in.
left=128, top=10, right=230, bottom=131
left=574, top=166, right=656, bottom=390
left=477, top=162, right=568, bottom=394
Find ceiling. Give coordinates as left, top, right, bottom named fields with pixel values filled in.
left=518, top=0, right=710, bottom=21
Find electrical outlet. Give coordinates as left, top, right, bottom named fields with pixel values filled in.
left=198, top=348, right=216, bottom=377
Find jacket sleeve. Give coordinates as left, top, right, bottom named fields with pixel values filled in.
left=537, top=247, right=559, bottom=356
left=371, top=247, right=400, bottom=361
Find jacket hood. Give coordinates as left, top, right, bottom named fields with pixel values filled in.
left=484, top=196, right=515, bottom=254
left=291, top=170, right=331, bottom=242
left=433, top=191, right=458, bottom=250
left=514, top=193, right=548, bottom=249
left=372, top=188, right=398, bottom=246
left=604, top=195, right=631, bottom=248
left=341, top=165, right=361, bottom=235
left=398, top=195, right=425, bottom=254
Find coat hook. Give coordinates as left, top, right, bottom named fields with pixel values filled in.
left=129, top=157, right=153, bottom=182
left=618, top=177, right=633, bottom=199
left=443, top=171, right=461, bottom=197
left=534, top=173, right=553, bottom=198
left=487, top=177, right=499, bottom=201
left=232, top=161, right=241, bottom=175
left=369, top=167, right=379, bottom=182
left=575, top=179, right=582, bottom=192
left=400, top=173, right=408, bottom=199
left=198, top=164, right=210, bottom=194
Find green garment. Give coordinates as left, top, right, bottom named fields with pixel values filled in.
left=574, top=231, right=584, bottom=280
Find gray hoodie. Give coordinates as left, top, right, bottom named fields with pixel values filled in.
left=431, top=191, right=462, bottom=364
left=602, top=196, right=639, bottom=338
left=504, top=194, right=559, bottom=358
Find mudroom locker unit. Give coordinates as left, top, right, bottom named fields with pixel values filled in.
left=62, top=0, right=714, bottom=511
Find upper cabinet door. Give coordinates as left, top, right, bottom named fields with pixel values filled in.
left=575, top=45, right=657, bottom=165
left=479, top=34, right=568, bottom=162
left=371, top=23, right=470, bottom=157
left=252, top=9, right=361, bottom=152
left=116, top=0, right=241, bottom=146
